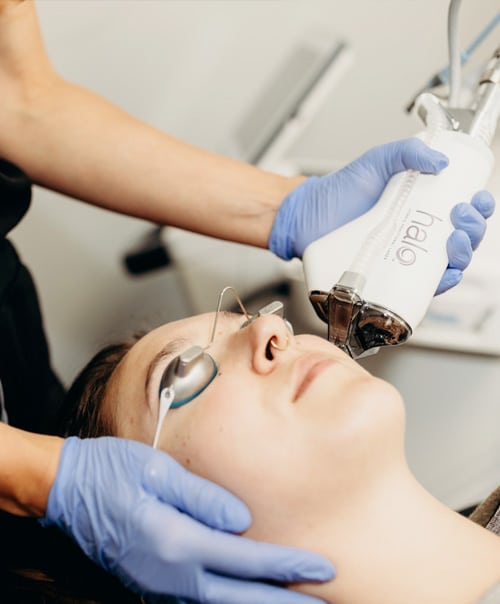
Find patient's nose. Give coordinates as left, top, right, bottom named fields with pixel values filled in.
left=248, top=315, right=292, bottom=374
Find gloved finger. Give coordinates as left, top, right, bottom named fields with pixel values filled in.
left=471, top=189, right=495, bottom=219
left=366, top=137, right=448, bottom=180
left=142, top=452, right=251, bottom=533
left=186, top=519, right=334, bottom=583
left=132, top=501, right=333, bottom=596
left=450, top=202, right=486, bottom=250
left=200, top=571, right=330, bottom=604
left=446, top=229, right=473, bottom=270
left=435, top=268, right=462, bottom=295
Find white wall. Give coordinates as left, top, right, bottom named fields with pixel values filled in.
left=9, top=0, right=500, bottom=508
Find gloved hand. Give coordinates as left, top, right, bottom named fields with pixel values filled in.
left=269, top=137, right=495, bottom=294
left=438, top=190, right=494, bottom=294
left=42, top=437, right=334, bottom=604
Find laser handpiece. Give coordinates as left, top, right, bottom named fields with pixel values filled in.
left=304, top=47, right=500, bottom=359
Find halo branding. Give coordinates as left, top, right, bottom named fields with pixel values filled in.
left=394, top=210, right=443, bottom=266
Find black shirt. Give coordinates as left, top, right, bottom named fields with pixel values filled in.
left=0, top=159, right=65, bottom=434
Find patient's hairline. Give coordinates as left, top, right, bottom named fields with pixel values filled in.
left=60, top=337, right=142, bottom=438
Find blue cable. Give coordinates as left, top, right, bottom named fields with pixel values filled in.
left=437, top=11, right=500, bottom=85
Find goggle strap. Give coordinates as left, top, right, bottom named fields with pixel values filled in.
left=152, top=387, right=174, bottom=449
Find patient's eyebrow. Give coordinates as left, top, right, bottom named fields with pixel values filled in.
left=145, top=338, right=187, bottom=400
left=144, top=313, right=240, bottom=401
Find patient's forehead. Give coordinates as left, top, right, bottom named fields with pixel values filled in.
left=146, top=312, right=216, bottom=346
left=119, top=313, right=214, bottom=379
left=117, top=311, right=241, bottom=378
left=144, top=311, right=244, bottom=350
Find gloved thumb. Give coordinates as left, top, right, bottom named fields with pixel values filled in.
left=142, top=451, right=252, bottom=533
left=368, top=137, right=449, bottom=180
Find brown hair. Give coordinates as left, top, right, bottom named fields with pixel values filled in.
left=0, top=513, right=141, bottom=604
left=57, top=339, right=140, bottom=438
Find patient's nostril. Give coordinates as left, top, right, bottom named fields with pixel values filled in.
left=265, top=340, right=274, bottom=361
left=269, top=335, right=289, bottom=353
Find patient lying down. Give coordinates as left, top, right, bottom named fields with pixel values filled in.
left=60, top=306, right=500, bottom=604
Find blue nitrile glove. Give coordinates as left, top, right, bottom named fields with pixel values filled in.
left=269, top=137, right=495, bottom=294
left=42, top=437, right=334, bottom=604
left=437, top=190, right=495, bottom=294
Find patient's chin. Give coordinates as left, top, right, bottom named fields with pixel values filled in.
left=358, top=377, right=406, bottom=458
left=328, top=372, right=404, bottom=426
left=317, top=376, right=406, bottom=473
left=356, top=376, right=405, bottom=434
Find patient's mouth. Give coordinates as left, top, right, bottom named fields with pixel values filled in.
left=293, top=356, right=336, bottom=402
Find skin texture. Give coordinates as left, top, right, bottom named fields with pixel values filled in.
left=109, top=313, right=405, bottom=520
left=104, top=312, right=500, bottom=604
left=0, top=422, right=62, bottom=516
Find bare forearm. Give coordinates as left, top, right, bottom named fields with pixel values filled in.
left=0, top=422, right=63, bottom=517
left=0, top=1, right=303, bottom=247
left=4, top=82, right=302, bottom=245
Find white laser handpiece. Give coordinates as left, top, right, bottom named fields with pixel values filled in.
left=303, top=48, right=500, bottom=359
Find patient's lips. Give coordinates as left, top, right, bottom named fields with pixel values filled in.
left=292, top=354, right=336, bottom=402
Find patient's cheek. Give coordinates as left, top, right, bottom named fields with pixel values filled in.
left=161, top=425, right=198, bottom=468
left=159, top=411, right=227, bottom=480
left=162, top=377, right=232, bottom=455
left=160, top=399, right=263, bottom=499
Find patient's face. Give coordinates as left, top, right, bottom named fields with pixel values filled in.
left=107, top=311, right=405, bottom=540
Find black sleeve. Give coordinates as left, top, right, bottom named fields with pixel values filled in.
left=0, top=160, right=65, bottom=434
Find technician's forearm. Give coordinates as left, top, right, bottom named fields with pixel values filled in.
left=0, top=422, right=63, bottom=517
left=3, top=81, right=303, bottom=246
left=0, top=1, right=303, bottom=247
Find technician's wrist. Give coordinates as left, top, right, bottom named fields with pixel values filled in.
left=0, top=423, right=65, bottom=518
left=21, top=432, right=65, bottom=518
left=269, top=175, right=315, bottom=260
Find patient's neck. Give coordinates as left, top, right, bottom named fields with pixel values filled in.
left=287, top=464, right=500, bottom=604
